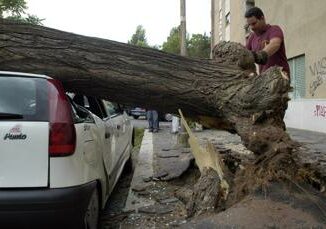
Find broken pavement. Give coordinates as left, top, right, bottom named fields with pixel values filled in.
left=101, top=125, right=326, bottom=228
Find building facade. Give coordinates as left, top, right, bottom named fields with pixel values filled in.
left=211, top=0, right=326, bottom=133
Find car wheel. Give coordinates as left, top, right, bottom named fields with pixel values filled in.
left=85, top=187, right=99, bottom=229
left=133, top=115, right=139, bottom=119
left=124, top=156, right=133, bottom=173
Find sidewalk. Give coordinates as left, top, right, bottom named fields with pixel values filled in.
left=122, top=125, right=195, bottom=227
left=288, top=128, right=326, bottom=178
left=122, top=126, right=326, bottom=228
left=193, top=128, right=326, bottom=178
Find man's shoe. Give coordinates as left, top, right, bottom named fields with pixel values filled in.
left=153, top=129, right=158, bottom=133
left=149, top=129, right=153, bottom=132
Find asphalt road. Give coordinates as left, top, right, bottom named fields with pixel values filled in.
left=130, top=116, right=171, bottom=129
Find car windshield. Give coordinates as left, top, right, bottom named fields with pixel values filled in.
left=0, top=76, right=49, bottom=121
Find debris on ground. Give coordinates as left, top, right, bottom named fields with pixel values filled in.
left=100, top=125, right=326, bottom=228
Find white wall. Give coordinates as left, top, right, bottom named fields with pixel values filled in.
left=285, top=100, right=326, bottom=133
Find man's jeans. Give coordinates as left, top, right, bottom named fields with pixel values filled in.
left=147, top=110, right=159, bottom=131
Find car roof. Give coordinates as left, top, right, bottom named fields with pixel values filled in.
left=0, top=71, right=52, bottom=79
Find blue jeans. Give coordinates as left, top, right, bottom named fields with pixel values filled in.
left=147, top=110, right=159, bottom=131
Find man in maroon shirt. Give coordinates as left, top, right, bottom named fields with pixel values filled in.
left=245, top=7, right=290, bottom=77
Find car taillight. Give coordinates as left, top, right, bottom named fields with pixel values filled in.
left=47, top=79, right=76, bottom=156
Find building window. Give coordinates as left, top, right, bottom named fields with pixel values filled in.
left=288, top=55, right=306, bottom=99
left=225, top=0, right=230, bottom=26
left=225, top=12, right=230, bottom=25
left=218, top=0, right=223, bottom=42
left=218, top=8, right=223, bottom=41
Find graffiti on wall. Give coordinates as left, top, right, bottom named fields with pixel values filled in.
left=309, top=56, right=326, bottom=96
left=314, top=104, right=326, bottom=118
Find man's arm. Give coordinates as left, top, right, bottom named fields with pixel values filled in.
left=263, top=37, right=282, bottom=57
left=252, top=37, right=282, bottom=65
left=245, top=34, right=253, bottom=50
left=252, top=26, right=284, bottom=65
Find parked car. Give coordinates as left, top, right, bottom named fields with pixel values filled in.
left=129, top=107, right=146, bottom=119
left=128, top=107, right=173, bottom=121
left=0, top=71, right=133, bottom=228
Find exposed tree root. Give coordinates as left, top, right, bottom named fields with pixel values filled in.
left=186, top=168, right=222, bottom=217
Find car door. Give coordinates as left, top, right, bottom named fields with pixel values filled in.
left=71, top=95, right=113, bottom=184
left=73, top=104, right=101, bottom=166
left=69, top=95, right=104, bottom=167
left=102, top=101, right=129, bottom=177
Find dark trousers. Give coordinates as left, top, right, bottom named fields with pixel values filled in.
left=147, top=110, right=159, bottom=130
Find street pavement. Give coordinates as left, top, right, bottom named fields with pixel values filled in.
left=288, top=128, right=326, bottom=178
left=131, top=117, right=171, bottom=129
left=121, top=121, right=326, bottom=228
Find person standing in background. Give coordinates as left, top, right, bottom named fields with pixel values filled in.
left=147, top=110, right=159, bottom=133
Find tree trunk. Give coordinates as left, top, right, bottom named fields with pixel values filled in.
left=0, top=20, right=290, bottom=155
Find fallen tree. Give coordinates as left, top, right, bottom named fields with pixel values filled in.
left=1, top=20, right=324, bottom=218
left=0, top=20, right=289, bottom=154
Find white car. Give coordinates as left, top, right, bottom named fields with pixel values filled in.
left=0, top=71, right=133, bottom=228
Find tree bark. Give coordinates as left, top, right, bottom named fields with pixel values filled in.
left=0, top=20, right=291, bottom=155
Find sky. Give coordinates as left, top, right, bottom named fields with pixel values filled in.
left=26, top=0, right=211, bottom=46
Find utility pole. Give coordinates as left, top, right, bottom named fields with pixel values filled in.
left=175, top=0, right=189, bottom=147
left=180, top=0, right=187, bottom=56
left=210, top=0, right=216, bottom=59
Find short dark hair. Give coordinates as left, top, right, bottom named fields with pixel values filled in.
left=245, top=7, right=264, bottom=19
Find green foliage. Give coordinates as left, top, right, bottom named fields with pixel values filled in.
left=133, top=128, right=144, bottom=150
left=0, top=0, right=43, bottom=25
left=161, top=26, right=181, bottom=54
left=128, top=25, right=150, bottom=48
left=187, top=33, right=211, bottom=58
left=129, top=24, right=211, bottom=57
left=0, top=0, right=26, bottom=17
left=162, top=26, right=211, bottom=58
left=6, top=14, right=43, bottom=24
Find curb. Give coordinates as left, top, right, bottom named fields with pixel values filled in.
left=124, top=129, right=155, bottom=211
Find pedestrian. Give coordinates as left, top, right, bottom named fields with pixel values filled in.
left=245, top=7, right=290, bottom=78
left=147, top=110, right=159, bottom=133
left=171, top=115, right=179, bottom=134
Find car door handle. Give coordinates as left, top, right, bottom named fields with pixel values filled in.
left=105, top=132, right=111, bottom=139
left=84, top=124, right=90, bottom=131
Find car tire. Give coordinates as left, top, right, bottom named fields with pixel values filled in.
left=124, top=156, right=133, bottom=173
left=85, top=187, right=99, bottom=229
left=130, top=127, right=134, bottom=146
left=133, top=115, right=139, bottom=119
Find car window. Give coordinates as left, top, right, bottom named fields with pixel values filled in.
left=69, top=99, right=95, bottom=124
left=102, top=100, right=121, bottom=117
left=71, top=94, right=108, bottom=119
left=0, top=76, right=48, bottom=121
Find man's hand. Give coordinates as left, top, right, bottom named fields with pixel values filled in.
left=252, top=50, right=268, bottom=65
